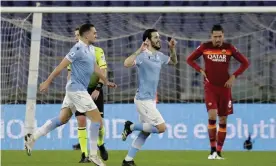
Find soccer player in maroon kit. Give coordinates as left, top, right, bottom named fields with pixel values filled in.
left=186, top=25, right=249, bottom=159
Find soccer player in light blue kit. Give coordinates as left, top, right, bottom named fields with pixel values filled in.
left=24, top=23, right=116, bottom=166
left=121, top=29, right=178, bottom=166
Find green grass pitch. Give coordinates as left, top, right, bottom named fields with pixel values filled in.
left=1, top=150, right=276, bottom=166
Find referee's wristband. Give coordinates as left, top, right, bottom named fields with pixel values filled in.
left=95, top=82, right=104, bottom=91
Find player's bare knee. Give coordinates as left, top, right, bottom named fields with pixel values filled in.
left=219, top=116, right=227, bottom=124
left=156, top=123, right=166, bottom=133
left=77, top=115, right=86, bottom=127
left=59, top=114, right=70, bottom=124
left=208, top=109, right=217, bottom=120
left=59, top=116, right=69, bottom=124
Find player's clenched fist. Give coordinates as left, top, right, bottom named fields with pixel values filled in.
left=39, top=81, right=50, bottom=92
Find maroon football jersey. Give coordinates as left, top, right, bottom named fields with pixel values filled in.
left=187, top=41, right=249, bottom=87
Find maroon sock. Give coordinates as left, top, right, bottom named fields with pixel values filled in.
left=217, top=124, right=227, bottom=152
left=208, top=119, right=217, bottom=151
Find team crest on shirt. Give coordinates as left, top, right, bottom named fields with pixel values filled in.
left=208, top=102, right=212, bottom=106
left=221, top=49, right=227, bottom=54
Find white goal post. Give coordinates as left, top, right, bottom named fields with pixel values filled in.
left=1, top=6, right=276, bottom=135
left=2, top=6, right=276, bottom=13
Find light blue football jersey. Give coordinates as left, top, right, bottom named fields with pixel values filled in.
left=135, top=50, right=170, bottom=100
left=66, top=41, right=96, bottom=91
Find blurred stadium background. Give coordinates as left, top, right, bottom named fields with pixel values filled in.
left=1, top=0, right=276, bottom=104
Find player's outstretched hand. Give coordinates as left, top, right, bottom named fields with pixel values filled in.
left=224, top=75, right=236, bottom=88
left=39, top=81, right=50, bottom=92
left=106, top=81, right=117, bottom=88
left=168, top=38, right=177, bottom=49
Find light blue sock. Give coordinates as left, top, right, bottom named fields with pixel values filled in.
left=33, top=117, right=63, bottom=140
left=125, top=147, right=139, bottom=161
left=48, top=117, right=63, bottom=130
left=130, top=123, right=159, bottom=133
left=125, top=132, right=150, bottom=161
left=89, top=122, right=100, bottom=155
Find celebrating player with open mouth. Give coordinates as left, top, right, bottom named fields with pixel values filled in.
left=187, top=24, right=249, bottom=159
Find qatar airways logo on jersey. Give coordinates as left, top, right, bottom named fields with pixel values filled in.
left=207, top=54, right=227, bottom=62
left=207, top=49, right=227, bottom=62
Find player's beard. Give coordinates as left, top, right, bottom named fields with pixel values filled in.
left=151, top=41, right=161, bottom=50
left=215, top=41, right=222, bottom=47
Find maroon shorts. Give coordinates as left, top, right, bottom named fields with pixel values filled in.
left=204, top=82, right=233, bottom=116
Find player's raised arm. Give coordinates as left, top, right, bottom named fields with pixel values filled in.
left=168, top=38, right=178, bottom=65
left=230, top=45, right=250, bottom=77
left=40, top=57, right=72, bottom=92
left=124, top=40, right=148, bottom=68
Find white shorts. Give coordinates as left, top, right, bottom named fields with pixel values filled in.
left=134, top=98, right=165, bottom=126
left=61, top=91, right=98, bottom=113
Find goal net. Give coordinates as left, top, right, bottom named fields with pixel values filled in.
left=1, top=13, right=276, bottom=104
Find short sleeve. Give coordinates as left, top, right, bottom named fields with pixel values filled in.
left=134, top=53, right=144, bottom=66
left=159, top=52, right=170, bottom=65
left=96, top=48, right=107, bottom=69
left=65, top=49, right=78, bottom=62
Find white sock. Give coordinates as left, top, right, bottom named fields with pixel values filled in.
left=89, top=122, right=100, bottom=156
